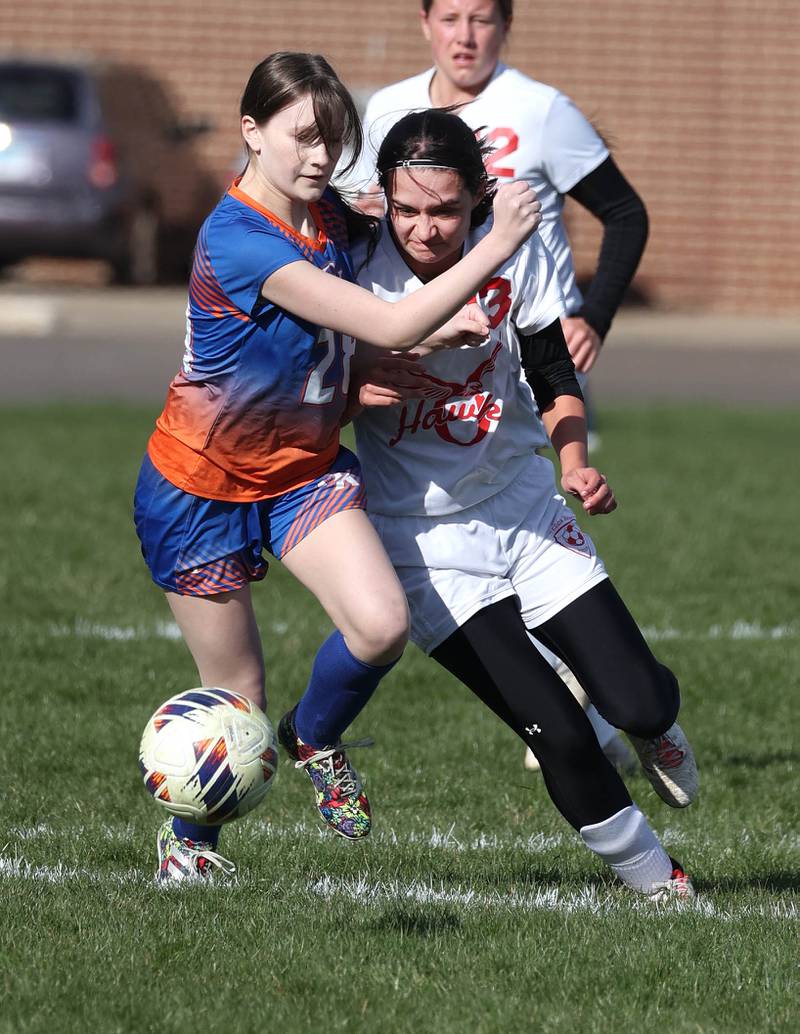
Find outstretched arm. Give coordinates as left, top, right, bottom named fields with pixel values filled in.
left=261, top=183, right=541, bottom=352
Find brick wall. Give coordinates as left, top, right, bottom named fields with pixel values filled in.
left=2, top=0, right=799, bottom=313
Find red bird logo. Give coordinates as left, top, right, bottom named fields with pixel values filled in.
left=417, top=341, right=503, bottom=403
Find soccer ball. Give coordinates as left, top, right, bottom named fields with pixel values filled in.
left=139, top=688, right=278, bottom=824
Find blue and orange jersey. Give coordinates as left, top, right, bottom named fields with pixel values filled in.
left=147, top=182, right=356, bottom=501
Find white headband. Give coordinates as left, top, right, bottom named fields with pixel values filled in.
left=388, top=159, right=459, bottom=171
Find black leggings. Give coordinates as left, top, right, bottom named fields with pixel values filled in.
left=430, top=579, right=680, bottom=830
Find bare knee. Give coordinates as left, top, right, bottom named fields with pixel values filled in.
left=344, top=594, right=410, bottom=665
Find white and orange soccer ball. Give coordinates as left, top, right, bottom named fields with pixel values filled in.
left=139, top=688, right=278, bottom=824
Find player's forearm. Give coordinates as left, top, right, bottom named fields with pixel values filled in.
left=368, top=181, right=540, bottom=349
left=519, top=319, right=588, bottom=468
left=541, top=395, right=588, bottom=473
left=579, top=200, right=648, bottom=338
left=385, top=231, right=522, bottom=348
left=263, top=235, right=512, bottom=352
left=568, top=157, right=649, bottom=339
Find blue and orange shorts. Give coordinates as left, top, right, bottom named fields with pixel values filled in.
left=134, top=447, right=366, bottom=596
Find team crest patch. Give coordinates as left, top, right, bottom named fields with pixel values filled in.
left=551, top=516, right=592, bottom=557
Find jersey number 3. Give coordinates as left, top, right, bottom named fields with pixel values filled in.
left=302, top=328, right=355, bottom=405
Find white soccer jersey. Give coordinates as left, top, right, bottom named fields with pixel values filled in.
left=352, top=220, right=566, bottom=517
left=348, top=63, right=608, bottom=316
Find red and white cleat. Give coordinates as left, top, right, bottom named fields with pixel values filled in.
left=155, top=819, right=235, bottom=885
left=648, top=858, right=695, bottom=902
left=628, top=722, right=699, bottom=808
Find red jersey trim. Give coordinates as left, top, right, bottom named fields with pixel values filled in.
left=227, top=179, right=329, bottom=253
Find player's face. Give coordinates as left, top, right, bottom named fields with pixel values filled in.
left=242, top=95, right=343, bottom=203
left=421, top=0, right=509, bottom=97
left=388, top=167, right=475, bottom=278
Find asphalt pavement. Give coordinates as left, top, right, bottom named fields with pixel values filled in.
left=0, top=285, right=797, bottom=405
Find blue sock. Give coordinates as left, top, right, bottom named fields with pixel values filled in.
left=173, top=817, right=220, bottom=848
left=294, top=630, right=400, bottom=747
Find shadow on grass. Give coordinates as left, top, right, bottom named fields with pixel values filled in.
left=694, top=871, right=800, bottom=894
left=406, top=858, right=569, bottom=891
left=368, top=905, right=463, bottom=937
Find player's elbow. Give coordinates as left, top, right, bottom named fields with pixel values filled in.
left=630, top=196, right=649, bottom=247
left=369, top=320, right=419, bottom=352
left=601, top=189, right=648, bottom=240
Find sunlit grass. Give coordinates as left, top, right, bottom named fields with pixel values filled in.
left=1, top=404, right=797, bottom=1034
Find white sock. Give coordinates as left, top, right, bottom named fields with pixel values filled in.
left=580, top=805, right=673, bottom=893
left=585, top=704, right=618, bottom=749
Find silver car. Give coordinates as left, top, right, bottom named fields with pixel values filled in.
left=0, top=56, right=218, bottom=283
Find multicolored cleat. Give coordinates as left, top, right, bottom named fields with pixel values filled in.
left=278, top=706, right=372, bottom=840
left=155, top=818, right=236, bottom=885
left=628, top=721, right=699, bottom=808
left=648, top=857, right=695, bottom=902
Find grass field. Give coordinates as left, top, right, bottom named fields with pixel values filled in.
left=1, top=403, right=797, bottom=1034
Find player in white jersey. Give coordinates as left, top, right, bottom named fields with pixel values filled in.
left=344, top=0, right=650, bottom=771
left=349, top=110, right=697, bottom=899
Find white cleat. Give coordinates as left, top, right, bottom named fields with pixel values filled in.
left=155, top=819, right=236, bottom=885
left=628, top=722, right=699, bottom=808
left=647, top=858, right=695, bottom=902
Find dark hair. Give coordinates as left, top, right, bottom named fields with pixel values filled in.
left=377, top=109, right=497, bottom=228
left=421, top=0, right=513, bottom=21
left=240, top=52, right=378, bottom=245
left=240, top=51, right=363, bottom=179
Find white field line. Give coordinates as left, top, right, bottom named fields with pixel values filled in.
left=307, top=874, right=799, bottom=923
left=41, top=619, right=798, bottom=643
left=4, top=820, right=568, bottom=853
left=0, top=855, right=142, bottom=886
left=1, top=852, right=796, bottom=923
left=641, top=621, right=797, bottom=642
left=46, top=619, right=290, bottom=641
left=6, top=821, right=800, bottom=856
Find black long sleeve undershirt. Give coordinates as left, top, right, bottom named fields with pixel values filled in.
left=566, top=155, right=649, bottom=340
left=519, top=318, right=583, bottom=411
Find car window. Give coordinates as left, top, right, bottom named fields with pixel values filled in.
left=0, top=66, right=80, bottom=123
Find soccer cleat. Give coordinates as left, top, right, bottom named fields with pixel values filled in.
left=278, top=706, right=372, bottom=840
left=155, top=819, right=236, bottom=885
left=523, top=733, right=636, bottom=774
left=647, top=858, right=695, bottom=902
left=628, top=721, right=699, bottom=808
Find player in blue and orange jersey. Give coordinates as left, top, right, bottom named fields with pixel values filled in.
left=133, top=51, right=542, bottom=883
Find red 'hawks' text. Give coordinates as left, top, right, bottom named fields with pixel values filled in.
left=389, top=277, right=512, bottom=449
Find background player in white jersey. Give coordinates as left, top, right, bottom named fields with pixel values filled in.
left=346, top=0, right=650, bottom=771
left=349, top=110, right=697, bottom=899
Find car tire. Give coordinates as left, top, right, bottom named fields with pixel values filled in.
left=111, top=205, right=161, bottom=285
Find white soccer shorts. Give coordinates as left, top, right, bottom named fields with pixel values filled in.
left=369, top=464, right=608, bottom=654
